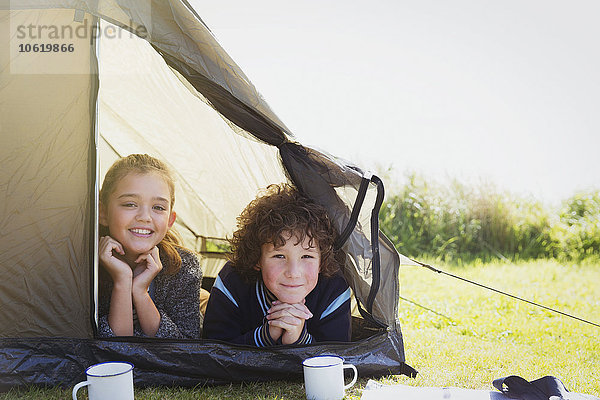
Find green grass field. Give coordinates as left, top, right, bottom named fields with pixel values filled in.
left=389, top=259, right=599, bottom=395
left=3, top=260, right=599, bottom=399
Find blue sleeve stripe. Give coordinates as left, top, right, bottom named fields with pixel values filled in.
left=254, top=326, right=264, bottom=347
left=254, top=323, right=277, bottom=347
left=320, top=287, right=351, bottom=320
left=213, top=275, right=239, bottom=308
left=299, top=331, right=313, bottom=345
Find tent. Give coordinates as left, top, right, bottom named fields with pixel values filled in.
left=0, top=0, right=416, bottom=389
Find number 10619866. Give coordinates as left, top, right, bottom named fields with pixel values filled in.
left=18, top=43, right=75, bottom=52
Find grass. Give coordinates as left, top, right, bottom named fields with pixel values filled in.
left=392, top=259, right=600, bottom=395
left=2, top=260, right=599, bottom=399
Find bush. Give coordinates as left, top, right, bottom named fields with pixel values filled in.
left=379, top=172, right=599, bottom=263
left=553, top=191, right=600, bottom=261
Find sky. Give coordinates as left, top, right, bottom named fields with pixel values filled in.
left=192, top=0, right=600, bottom=205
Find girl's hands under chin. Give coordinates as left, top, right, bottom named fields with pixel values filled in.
left=99, top=236, right=132, bottom=282
left=132, top=246, right=163, bottom=295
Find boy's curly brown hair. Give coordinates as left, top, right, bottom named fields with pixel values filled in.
left=229, top=183, right=341, bottom=282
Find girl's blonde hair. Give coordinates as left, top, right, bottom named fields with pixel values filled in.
left=99, top=154, right=182, bottom=275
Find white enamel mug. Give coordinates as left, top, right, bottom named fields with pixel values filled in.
left=302, top=355, right=358, bottom=400
left=72, top=361, right=134, bottom=400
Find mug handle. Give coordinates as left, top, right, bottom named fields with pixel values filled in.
left=72, top=380, right=91, bottom=400
left=343, top=364, right=358, bottom=390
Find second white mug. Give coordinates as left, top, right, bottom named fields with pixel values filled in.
left=302, top=355, right=358, bottom=400
left=72, top=361, right=134, bottom=400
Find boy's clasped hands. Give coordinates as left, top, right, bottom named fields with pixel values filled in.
left=266, top=299, right=313, bottom=345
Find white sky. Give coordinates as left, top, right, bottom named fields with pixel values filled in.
left=192, top=0, right=600, bottom=205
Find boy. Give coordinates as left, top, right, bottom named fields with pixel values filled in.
left=202, top=184, right=351, bottom=345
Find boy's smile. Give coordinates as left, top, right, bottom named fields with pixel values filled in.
left=100, top=172, right=176, bottom=264
left=258, top=232, right=320, bottom=304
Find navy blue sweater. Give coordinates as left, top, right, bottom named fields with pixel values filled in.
left=203, top=262, right=351, bottom=346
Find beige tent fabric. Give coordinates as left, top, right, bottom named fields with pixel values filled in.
left=0, top=9, right=95, bottom=338
left=2, top=0, right=290, bottom=137
left=97, top=20, right=288, bottom=250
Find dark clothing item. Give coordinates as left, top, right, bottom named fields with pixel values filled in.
left=493, top=375, right=599, bottom=400
left=98, top=247, right=203, bottom=338
left=203, top=262, right=351, bottom=346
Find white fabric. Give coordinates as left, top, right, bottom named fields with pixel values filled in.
left=360, top=380, right=506, bottom=400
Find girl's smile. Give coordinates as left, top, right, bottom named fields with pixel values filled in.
left=130, top=228, right=154, bottom=236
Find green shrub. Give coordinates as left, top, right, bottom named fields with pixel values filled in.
left=379, top=172, right=599, bottom=263
left=553, top=191, right=600, bottom=261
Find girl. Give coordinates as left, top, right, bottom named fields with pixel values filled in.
left=98, top=154, right=202, bottom=338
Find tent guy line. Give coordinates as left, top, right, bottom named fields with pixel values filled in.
left=398, top=295, right=455, bottom=323
left=409, top=259, right=600, bottom=329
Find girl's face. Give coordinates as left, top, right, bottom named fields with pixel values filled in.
left=99, top=172, right=176, bottom=260
left=257, top=232, right=321, bottom=304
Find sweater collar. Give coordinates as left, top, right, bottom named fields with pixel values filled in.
left=256, top=278, right=278, bottom=315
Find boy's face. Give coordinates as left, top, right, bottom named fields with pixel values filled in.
left=257, top=232, right=320, bottom=304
